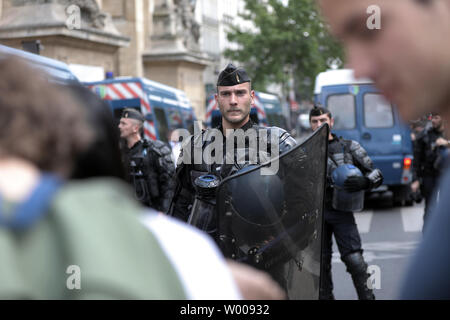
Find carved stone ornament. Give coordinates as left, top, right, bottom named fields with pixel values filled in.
left=10, top=0, right=107, bottom=29
left=173, top=0, right=200, bottom=48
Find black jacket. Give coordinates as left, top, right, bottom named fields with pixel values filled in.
left=168, top=120, right=297, bottom=221
left=121, top=139, right=175, bottom=212
left=413, top=126, right=447, bottom=180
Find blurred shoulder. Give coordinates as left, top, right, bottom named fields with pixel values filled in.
left=53, top=178, right=141, bottom=219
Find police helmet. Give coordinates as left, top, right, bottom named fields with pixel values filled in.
left=331, top=164, right=363, bottom=187
left=331, top=164, right=365, bottom=212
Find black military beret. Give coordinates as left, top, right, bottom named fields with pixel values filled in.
left=121, top=108, right=144, bottom=122
left=217, top=63, right=251, bottom=86
left=309, top=104, right=332, bottom=120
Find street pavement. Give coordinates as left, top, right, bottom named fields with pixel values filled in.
left=331, top=198, right=424, bottom=300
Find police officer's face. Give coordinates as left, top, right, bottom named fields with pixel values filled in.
left=431, top=115, right=443, bottom=129
left=118, top=118, right=139, bottom=139
left=310, top=114, right=333, bottom=132
left=318, top=0, right=450, bottom=123
left=215, top=83, right=254, bottom=127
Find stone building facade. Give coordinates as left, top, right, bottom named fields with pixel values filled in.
left=0, top=0, right=211, bottom=119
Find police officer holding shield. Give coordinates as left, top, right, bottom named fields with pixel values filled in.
left=309, top=105, right=383, bottom=300
left=169, top=64, right=330, bottom=299
left=168, top=63, right=297, bottom=235
left=119, top=108, right=175, bottom=212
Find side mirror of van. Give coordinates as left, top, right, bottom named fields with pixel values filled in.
left=145, top=113, right=154, bottom=122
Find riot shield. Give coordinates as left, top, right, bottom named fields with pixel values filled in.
left=216, top=124, right=329, bottom=300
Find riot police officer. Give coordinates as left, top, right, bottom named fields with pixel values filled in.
left=309, top=105, right=383, bottom=300
left=168, top=63, right=297, bottom=237
left=411, top=112, right=449, bottom=231
left=119, top=108, right=175, bottom=212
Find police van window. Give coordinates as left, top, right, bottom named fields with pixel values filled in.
left=168, top=109, right=183, bottom=129
left=364, top=93, right=394, bottom=128
left=182, top=110, right=195, bottom=134
left=154, top=107, right=169, bottom=142
left=326, top=94, right=356, bottom=129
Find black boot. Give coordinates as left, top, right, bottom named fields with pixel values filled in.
left=319, top=255, right=335, bottom=300
left=342, top=252, right=375, bottom=300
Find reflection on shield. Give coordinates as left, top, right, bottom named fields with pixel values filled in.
left=217, top=124, right=329, bottom=300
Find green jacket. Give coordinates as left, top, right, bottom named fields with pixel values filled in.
left=0, top=178, right=186, bottom=299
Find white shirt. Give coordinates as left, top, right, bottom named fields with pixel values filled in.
left=169, top=141, right=182, bottom=168
left=140, top=210, right=242, bottom=300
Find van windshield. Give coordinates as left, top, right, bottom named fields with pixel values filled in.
left=326, top=94, right=356, bottom=130
left=154, top=107, right=169, bottom=142
left=364, top=94, right=394, bottom=128
left=182, top=110, right=195, bottom=134
left=168, top=109, right=183, bottom=129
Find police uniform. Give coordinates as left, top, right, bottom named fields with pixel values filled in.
left=413, top=120, right=448, bottom=229
left=120, top=109, right=175, bottom=212
left=310, top=107, right=383, bottom=300
left=168, top=64, right=297, bottom=235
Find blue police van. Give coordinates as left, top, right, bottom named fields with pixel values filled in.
left=254, top=91, right=289, bottom=130
left=314, top=69, right=414, bottom=206
left=0, top=44, right=79, bottom=83
left=205, top=91, right=288, bottom=130
left=85, top=78, right=198, bottom=142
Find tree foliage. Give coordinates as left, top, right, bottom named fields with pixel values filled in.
left=224, top=0, right=344, bottom=100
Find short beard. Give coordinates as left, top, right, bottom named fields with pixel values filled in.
left=223, top=113, right=249, bottom=124
left=222, top=107, right=251, bottom=126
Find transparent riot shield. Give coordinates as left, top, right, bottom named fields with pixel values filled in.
left=216, top=124, right=329, bottom=300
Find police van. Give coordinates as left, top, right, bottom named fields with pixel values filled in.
left=0, top=44, right=79, bottom=83
left=205, top=91, right=288, bottom=129
left=85, top=78, right=197, bottom=142
left=314, top=69, right=414, bottom=206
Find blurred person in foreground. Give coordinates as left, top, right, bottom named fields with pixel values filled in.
left=318, top=0, right=450, bottom=299
left=69, top=83, right=285, bottom=300
left=0, top=56, right=284, bottom=300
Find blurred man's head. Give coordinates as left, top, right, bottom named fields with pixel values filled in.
left=309, top=105, right=334, bottom=133
left=67, top=84, right=125, bottom=180
left=318, top=0, right=450, bottom=122
left=410, top=118, right=426, bottom=134
left=168, top=129, right=181, bottom=143
left=215, top=63, right=255, bottom=129
left=118, top=108, right=144, bottom=140
left=0, top=56, right=92, bottom=177
left=431, top=113, right=444, bottom=131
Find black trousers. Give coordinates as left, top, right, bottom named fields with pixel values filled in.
left=320, top=207, right=363, bottom=299
left=322, top=208, right=363, bottom=260
left=421, top=175, right=439, bottom=232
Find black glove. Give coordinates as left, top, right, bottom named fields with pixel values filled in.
left=343, top=176, right=370, bottom=192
